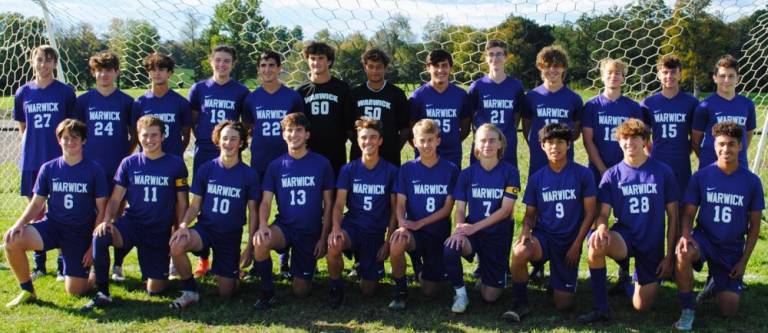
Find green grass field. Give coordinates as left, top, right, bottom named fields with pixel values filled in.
left=1, top=127, right=767, bottom=332
left=0, top=82, right=766, bottom=332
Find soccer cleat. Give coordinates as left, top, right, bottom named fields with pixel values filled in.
left=696, top=277, right=715, bottom=304
left=329, top=286, right=344, bottom=309
left=608, top=268, right=630, bottom=296
left=253, top=292, right=276, bottom=311
left=674, top=309, right=695, bottom=331
left=111, top=265, right=126, bottom=282
left=578, top=310, right=610, bottom=324
left=6, top=290, right=36, bottom=308
left=347, top=262, right=360, bottom=279
left=388, top=291, right=407, bottom=311
left=451, top=293, right=469, bottom=314
left=193, top=259, right=210, bottom=278
left=56, top=272, right=65, bottom=281
left=169, top=291, right=200, bottom=309
left=30, top=269, right=47, bottom=281
left=501, top=304, right=530, bottom=323
left=278, top=270, right=292, bottom=281
left=80, top=292, right=113, bottom=312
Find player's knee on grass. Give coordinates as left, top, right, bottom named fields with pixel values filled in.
left=718, top=291, right=740, bottom=317
left=147, top=278, right=168, bottom=295
left=216, top=276, right=238, bottom=298
left=632, top=282, right=658, bottom=311
left=553, top=290, right=575, bottom=311
left=292, top=277, right=312, bottom=297
left=360, top=279, right=377, bottom=296
left=64, top=276, right=90, bottom=296
left=480, top=285, right=503, bottom=303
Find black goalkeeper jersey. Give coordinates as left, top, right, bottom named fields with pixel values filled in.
left=347, top=82, right=410, bottom=166
left=297, top=77, right=351, bottom=175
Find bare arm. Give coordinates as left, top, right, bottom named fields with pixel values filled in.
left=459, top=117, right=472, bottom=141
left=573, top=196, right=597, bottom=246
left=17, top=122, right=26, bottom=137
left=179, top=194, right=203, bottom=228
left=690, top=130, right=704, bottom=157
left=572, top=121, right=583, bottom=142
left=15, top=195, right=47, bottom=226
left=521, top=117, right=532, bottom=145
left=175, top=190, right=189, bottom=228
left=463, top=197, right=516, bottom=233
left=413, top=196, right=455, bottom=228
left=664, top=201, right=679, bottom=258
left=103, top=185, right=128, bottom=223
left=181, top=126, right=192, bottom=151
left=519, top=205, right=537, bottom=240
left=395, top=193, right=408, bottom=227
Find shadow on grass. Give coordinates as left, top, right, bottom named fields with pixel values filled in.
left=44, top=270, right=768, bottom=332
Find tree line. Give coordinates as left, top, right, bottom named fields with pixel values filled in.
left=1, top=0, right=765, bottom=95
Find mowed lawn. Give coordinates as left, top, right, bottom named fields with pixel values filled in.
left=0, top=85, right=766, bottom=332
left=1, top=128, right=768, bottom=332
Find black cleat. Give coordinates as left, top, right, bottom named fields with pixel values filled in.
left=80, top=292, right=113, bottom=312
left=253, top=292, right=276, bottom=311
left=501, top=304, right=530, bottom=323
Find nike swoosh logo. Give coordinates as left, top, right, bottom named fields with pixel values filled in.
left=483, top=95, right=491, bottom=98
left=255, top=106, right=263, bottom=110
left=205, top=95, right=212, bottom=99
left=715, top=112, right=723, bottom=115
left=542, top=187, right=550, bottom=191
left=353, top=179, right=362, bottom=182
left=282, top=174, right=290, bottom=178
left=706, top=187, right=716, bottom=191
left=88, top=107, right=96, bottom=111
left=209, top=179, right=217, bottom=183
left=133, top=171, right=142, bottom=174
left=426, top=104, right=433, bottom=108
left=52, top=178, right=59, bottom=181
left=471, top=183, right=479, bottom=187
left=598, top=112, right=606, bottom=115
left=411, top=180, right=421, bottom=183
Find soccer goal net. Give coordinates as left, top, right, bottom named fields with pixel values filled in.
left=0, top=0, right=766, bottom=218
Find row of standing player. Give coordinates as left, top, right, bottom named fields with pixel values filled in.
left=5, top=41, right=763, bottom=328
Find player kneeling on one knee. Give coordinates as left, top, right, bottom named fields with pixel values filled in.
left=443, top=124, right=519, bottom=314
left=388, top=119, right=460, bottom=311
left=251, top=113, right=335, bottom=310
left=579, top=118, right=679, bottom=323
left=82, top=115, right=189, bottom=311
left=168, top=121, right=260, bottom=308
left=5, top=119, right=108, bottom=307
left=672, top=121, right=764, bottom=331
left=503, top=123, right=596, bottom=323
left=326, top=118, right=399, bottom=308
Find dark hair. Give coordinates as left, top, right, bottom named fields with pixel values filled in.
left=355, top=117, right=383, bottom=136
left=259, top=51, right=282, bottom=67
left=484, top=40, right=507, bottom=54
left=361, top=48, right=390, bottom=67
left=56, top=118, right=87, bottom=140
left=302, top=41, right=335, bottom=68
left=281, top=112, right=311, bottom=132
left=712, top=121, right=743, bottom=144
left=714, top=54, right=738, bottom=73
left=657, top=54, right=682, bottom=71
left=31, top=45, right=58, bottom=63
left=211, top=45, right=237, bottom=62
left=538, top=123, right=573, bottom=143
left=536, top=45, right=569, bottom=68
left=89, top=51, right=120, bottom=71
left=143, top=52, right=175, bottom=72
left=615, top=118, right=651, bottom=140
left=212, top=120, right=248, bottom=152
left=426, top=49, right=453, bottom=67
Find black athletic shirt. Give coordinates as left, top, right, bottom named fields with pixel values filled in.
left=296, top=77, right=351, bottom=176
left=347, top=81, right=410, bottom=166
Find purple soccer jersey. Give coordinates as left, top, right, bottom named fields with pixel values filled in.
left=409, top=83, right=472, bottom=167
left=131, top=90, right=192, bottom=157
left=262, top=152, right=335, bottom=234
left=191, top=158, right=261, bottom=233
left=34, top=157, right=109, bottom=227
left=582, top=94, right=644, bottom=170
left=337, top=159, right=399, bottom=234
left=692, top=94, right=756, bottom=168
left=189, top=79, right=249, bottom=147
left=13, top=80, right=76, bottom=171
left=452, top=161, right=520, bottom=235
left=523, top=161, right=596, bottom=241
left=75, top=89, right=134, bottom=180
left=598, top=159, right=678, bottom=254
left=684, top=164, right=764, bottom=252
left=523, top=85, right=583, bottom=175
left=641, top=92, right=698, bottom=194
left=394, top=157, right=459, bottom=237
left=114, top=153, right=188, bottom=233
left=468, top=76, right=526, bottom=168
left=242, top=85, right=303, bottom=175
